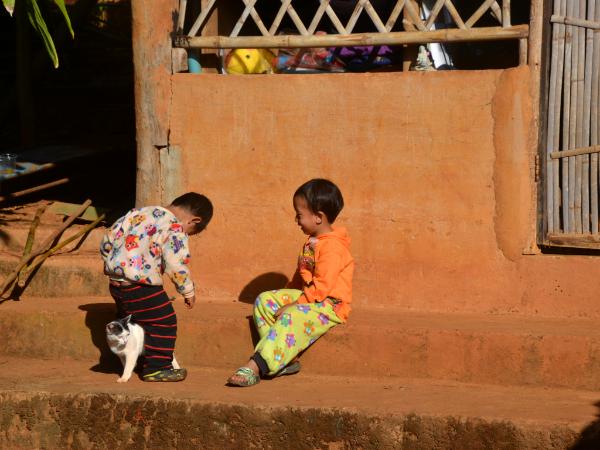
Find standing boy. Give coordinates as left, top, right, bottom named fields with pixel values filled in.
left=101, top=192, right=213, bottom=381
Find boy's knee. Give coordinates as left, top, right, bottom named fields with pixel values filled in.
left=255, top=290, right=277, bottom=308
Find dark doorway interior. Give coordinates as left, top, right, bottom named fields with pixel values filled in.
left=0, top=0, right=136, bottom=215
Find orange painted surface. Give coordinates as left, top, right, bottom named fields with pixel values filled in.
left=168, top=68, right=600, bottom=319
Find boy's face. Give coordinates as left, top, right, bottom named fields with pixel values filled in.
left=293, top=195, right=322, bottom=237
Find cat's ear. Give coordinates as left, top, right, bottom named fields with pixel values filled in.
left=124, top=314, right=133, bottom=325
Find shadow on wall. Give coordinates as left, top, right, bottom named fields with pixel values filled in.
left=238, top=272, right=289, bottom=304
left=79, top=303, right=121, bottom=375
left=239, top=272, right=289, bottom=346
left=570, top=401, right=600, bottom=449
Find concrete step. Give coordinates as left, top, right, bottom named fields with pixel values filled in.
left=0, top=355, right=596, bottom=450
left=3, top=296, right=600, bottom=391
left=0, top=202, right=108, bottom=298
left=0, top=220, right=105, bottom=255
left=0, top=254, right=105, bottom=298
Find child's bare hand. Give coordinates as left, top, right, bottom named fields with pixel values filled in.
left=184, top=295, right=196, bottom=309
left=274, top=302, right=295, bottom=320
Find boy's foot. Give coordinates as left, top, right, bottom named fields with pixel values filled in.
left=143, top=368, right=187, bottom=382
left=227, top=359, right=260, bottom=387
left=227, top=367, right=260, bottom=387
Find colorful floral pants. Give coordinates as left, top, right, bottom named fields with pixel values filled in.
left=253, top=289, right=342, bottom=375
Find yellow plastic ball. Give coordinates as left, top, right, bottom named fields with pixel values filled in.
left=225, top=49, right=274, bottom=74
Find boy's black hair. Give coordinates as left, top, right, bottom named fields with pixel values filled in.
left=294, top=179, right=344, bottom=223
left=170, top=192, right=213, bottom=233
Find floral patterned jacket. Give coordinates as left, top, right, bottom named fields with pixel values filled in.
left=100, top=206, right=195, bottom=298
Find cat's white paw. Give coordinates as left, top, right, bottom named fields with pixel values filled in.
left=117, top=376, right=129, bottom=383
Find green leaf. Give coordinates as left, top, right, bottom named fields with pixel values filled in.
left=26, top=0, right=59, bottom=68
left=52, top=0, right=74, bottom=38
left=2, top=0, right=15, bottom=16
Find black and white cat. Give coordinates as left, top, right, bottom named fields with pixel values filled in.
left=105, top=315, right=180, bottom=383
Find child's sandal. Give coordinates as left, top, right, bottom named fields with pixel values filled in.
left=227, top=367, right=260, bottom=387
left=143, top=368, right=188, bottom=382
left=275, top=360, right=301, bottom=377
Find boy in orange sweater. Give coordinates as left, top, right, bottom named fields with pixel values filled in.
left=227, top=179, right=354, bottom=386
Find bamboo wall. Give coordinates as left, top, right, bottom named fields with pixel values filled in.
left=545, top=0, right=600, bottom=248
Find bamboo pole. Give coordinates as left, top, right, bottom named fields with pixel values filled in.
left=177, top=0, right=187, bottom=33
left=444, top=0, right=466, bottom=30
left=247, top=0, right=271, bottom=36
left=16, top=205, right=46, bottom=288
left=547, top=232, right=600, bottom=248
left=553, top=0, right=566, bottom=231
left=0, top=199, right=92, bottom=297
left=466, top=0, right=497, bottom=29
left=546, top=0, right=562, bottom=233
left=502, top=0, right=511, bottom=27
left=582, top=0, right=595, bottom=233
left=324, top=2, right=347, bottom=35
left=425, top=0, right=445, bottom=30
left=230, top=0, right=260, bottom=38
left=570, top=0, right=580, bottom=232
left=562, top=0, right=574, bottom=231
left=175, top=25, right=530, bottom=49
left=519, top=38, right=528, bottom=64
left=403, top=0, right=427, bottom=31
left=4, top=205, right=46, bottom=296
left=18, top=214, right=106, bottom=288
left=490, top=1, right=502, bottom=24
left=270, top=0, right=294, bottom=36
left=386, top=0, right=406, bottom=31
left=551, top=145, right=600, bottom=158
left=0, top=177, right=69, bottom=203
left=187, top=0, right=217, bottom=37
left=576, top=0, right=587, bottom=232
left=281, top=1, right=309, bottom=36
left=547, top=0, right=565, bottom=232
left=23, top=205, right=46, bottom=258
left=591, top=145, right=599, bottom=234
left=346, top=0, right=366, bottom=34
left=402, top=0, right=418, bottom=71
left=308, top=0, right=329, bottom=35
left=551, top=15, right=600, bottom=29
left=597, top=0, right=600, bottom=175
left=591, top=0, right=600, bottom=232
left=363, top=0, right=388, bottom=33
left=580, top=150, right=589, bottom=234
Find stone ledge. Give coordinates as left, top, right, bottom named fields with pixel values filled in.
left=3, top=298, right=600, bottom=390
left=0, top=357, right=594, bottom=450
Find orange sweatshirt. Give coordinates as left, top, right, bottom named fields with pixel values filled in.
left=287, top=227, right=354, bottom=321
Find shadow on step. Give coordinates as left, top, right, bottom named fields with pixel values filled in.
left=571, top=401, right=600, bottom=450
left=79, top=302, right=121, bottom=375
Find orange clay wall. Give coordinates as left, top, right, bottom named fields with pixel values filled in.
left=168, top=67, right=600, bottom=319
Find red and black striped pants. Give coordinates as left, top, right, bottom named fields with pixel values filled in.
left=109, top=283, right=177, bottom=375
